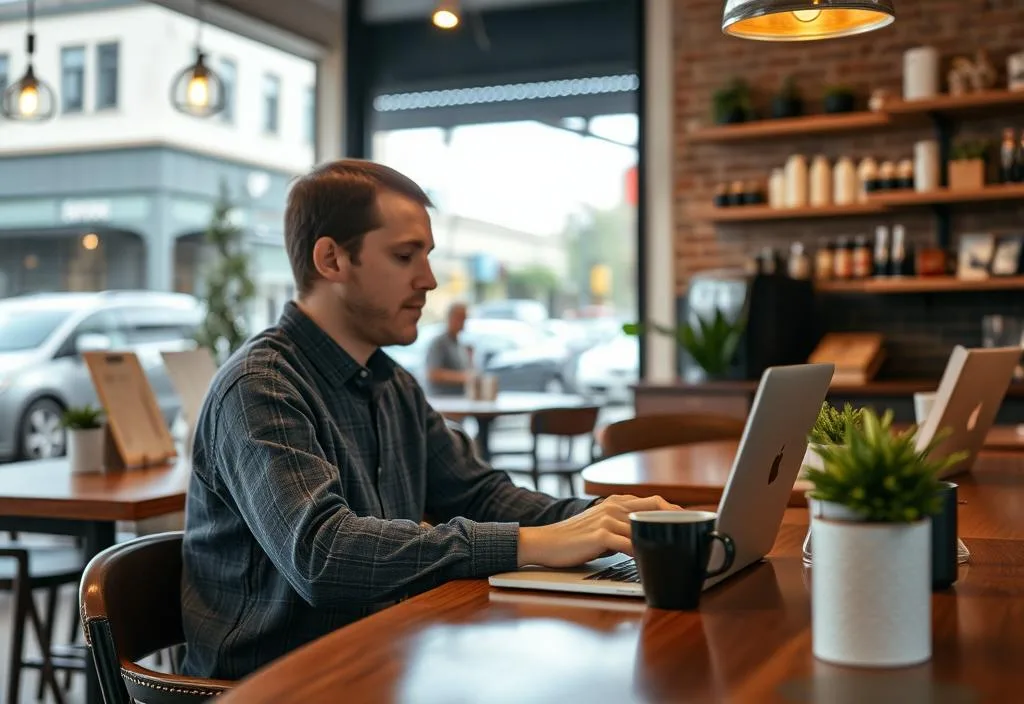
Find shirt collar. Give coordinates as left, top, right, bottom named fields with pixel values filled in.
left=278, top=301, right=396, bottom=390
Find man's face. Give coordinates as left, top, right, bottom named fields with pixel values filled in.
left=339, top=190, right=436, bottom=347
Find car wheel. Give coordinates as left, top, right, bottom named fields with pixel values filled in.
left=18, top=398, right=67, bottom=460
left=543, top=377, right=565, bottom=394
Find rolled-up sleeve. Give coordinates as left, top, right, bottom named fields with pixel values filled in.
left=212, top=372, right=527, bottom=607
left=423, top=406, right=594, bottom=528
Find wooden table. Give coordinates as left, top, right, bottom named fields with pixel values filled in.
left=430, top=391, right=587, bottom=461
left=0, top=456, right=190, bottom=704
left=216, top=456, right=1024, bottom=703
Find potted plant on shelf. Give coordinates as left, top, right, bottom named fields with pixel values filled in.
left=60, top=404, right=106, bottom=475
left=623, top=307, right=746, bottom=383
left=771, top=75, right=803, bottom=119
left=947, top=139, right=989, bottom=190
left=712, top=78, right=754, bottom=124
left=822, top=84, right=856, bottom=113
left=802, top=408, right=965, bottom=668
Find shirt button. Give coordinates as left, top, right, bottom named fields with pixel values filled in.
left=360, top=370, right=368, bottom=378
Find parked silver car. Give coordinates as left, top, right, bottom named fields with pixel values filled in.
left=0, top=290, right=205, bottom=461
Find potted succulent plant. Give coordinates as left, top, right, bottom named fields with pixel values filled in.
left=60, top=404, right=106, bottom=474
left=771, top=75, right=803, bottom=119
left=822, top=84, right=856, bottom=113
left=947, top=139, right=989, bottom=190
left=802, top=408, right=965, bottom=668
left=712, top=77, right=754, bottom=124
left=623, top=307, right=746, bottom=384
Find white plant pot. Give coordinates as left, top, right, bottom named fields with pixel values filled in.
left=811, top=515, right=932, bottom=667
left=67, top=426, right=106, bottom=474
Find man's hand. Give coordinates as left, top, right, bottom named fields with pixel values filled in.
left=516, top=494, right=683, bottom=568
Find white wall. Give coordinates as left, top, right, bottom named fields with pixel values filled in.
left=0, top=3, right=316, bottom=174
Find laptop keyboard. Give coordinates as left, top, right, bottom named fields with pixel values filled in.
left=583, top=558, right=640, bottom=583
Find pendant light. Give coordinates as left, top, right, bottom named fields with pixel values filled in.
left=432, top=0, right=461, bottom=29
left=1, top=0, right=56, bottom=122
left=171, top=0, right=225, bottom=117
left=722, top=0, right=895, bottom=41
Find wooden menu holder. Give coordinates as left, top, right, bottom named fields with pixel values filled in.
left=809, top=332, right=886, bottom=386
left=82, top=351, right=178, bottom=470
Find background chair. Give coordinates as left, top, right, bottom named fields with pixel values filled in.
left=79, top=531, right=233, bottom=704
left=596, top=412, right=746, bottom=458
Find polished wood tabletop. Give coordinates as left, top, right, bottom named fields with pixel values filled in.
left=0, top=456, right=189, bottom=521
left=219, top=459, right=1024, bottom=704
left=583, top=437, right=1024, bottom=511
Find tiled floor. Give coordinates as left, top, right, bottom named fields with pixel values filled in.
left=0, top=404, right=633, bottom=702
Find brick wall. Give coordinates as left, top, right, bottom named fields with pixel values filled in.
left=673, top=0, right=1024, bottom=378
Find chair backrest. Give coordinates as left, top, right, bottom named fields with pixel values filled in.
left=80, top=531, right=233, bottom=704
left=597, top=412, right=746, bottom=457
left=529, top=406, right=601, bottom=437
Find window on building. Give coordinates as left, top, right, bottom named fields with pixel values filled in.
left=304, top=85, right=316, bottom=144
left=0, top=54, right=9, bottom=96
left=61, top=46, right=86, bottom=113
left=263, top=73, right=280, bottom=134
left=220, top=58, right=236, bottom=123
left=96, top=42, right=119, bottom=109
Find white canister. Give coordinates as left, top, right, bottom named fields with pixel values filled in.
left=812, top=516, right=932, bottom=667
left=68, top=426, right=106, bottom=474
left=856, top=157, right=878, bottom=203
left=903, top=46, right=940, bottom=101
left=785, top=154, right=808, bottom=208
left=833, top=156, right=857, bottom=205
left=914, top=140, right=940, bottom=192
left=913, top=391, right=937, bottom=425
left=809, top=155, right=832, bottom=208
left=768, top=168, right=787, bottom=208
left=1008, top=52, right=1024, bottom=92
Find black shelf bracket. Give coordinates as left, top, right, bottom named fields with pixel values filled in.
left=929, top=111, right=955, bottom=251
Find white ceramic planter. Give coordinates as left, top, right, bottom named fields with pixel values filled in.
left=811, top=515, right=932, bottom=667
left=67, top=426, right=106, bottom=474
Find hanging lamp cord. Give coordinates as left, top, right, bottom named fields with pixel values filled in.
left=26, top=0, right=35, bottom=56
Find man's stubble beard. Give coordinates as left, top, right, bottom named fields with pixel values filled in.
left=341, top=280, right=400, bottom=347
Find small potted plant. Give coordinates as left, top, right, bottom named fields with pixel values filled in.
left=947, top=139, right=989, bottom=190
left=802, top=409, right=965, bottom=668
left=803, top=401, right=863, bottom=473
left=712, top=78, right=754, bottom=124
left=771, top=75, right=803, bottom=119
left=623, top=307, right=746, bottom=384
left=60, top=405, right=106, bottom=474
left=822, top=84, right=856, bottom=113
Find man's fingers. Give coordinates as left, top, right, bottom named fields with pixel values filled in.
left=621, top=495, right=684, bottom=511
left=602, top=533, right=633, bottom=557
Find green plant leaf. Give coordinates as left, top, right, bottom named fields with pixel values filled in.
left=60, top=405, right=104, bottom=430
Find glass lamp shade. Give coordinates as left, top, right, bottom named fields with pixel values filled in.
left=171, top=51, right=225, bottom=117
left=722, top=0, right=895, bottom=41
left=1, top=65, right=56, bottom=121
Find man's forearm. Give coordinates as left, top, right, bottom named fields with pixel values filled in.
left=428, top=368, right=470, bottom=385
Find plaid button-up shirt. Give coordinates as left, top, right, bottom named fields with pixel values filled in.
left=180, top=302, right=593, bottom=680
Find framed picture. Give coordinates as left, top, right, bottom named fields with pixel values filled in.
left=989, top=235, right=1023, bottom=276
left=956, top=233, right=995, bottom=280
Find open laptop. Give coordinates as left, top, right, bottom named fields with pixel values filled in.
left=488, top=362, right=835, bottom=598
left=915, top=345, right=1022, bottom=478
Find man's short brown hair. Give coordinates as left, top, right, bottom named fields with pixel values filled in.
left=284, top=159, right=433, bottom=296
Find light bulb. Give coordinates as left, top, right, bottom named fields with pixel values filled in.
left=433, top=9, right=459, bottom=28
left=82, top=233, right=100, bottom=250
left=187, top=74, right=210, bottom=108
left=792, top=9, right=822, bottom=22
left=18, top=84, right=39, bottom=117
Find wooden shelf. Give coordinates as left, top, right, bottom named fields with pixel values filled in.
left=696, top=202, right=885, bottom=222
left=884, top=89, right=1024, bottom=117
left=866, top=183, right=1024, bottom=207
left=815, top=276, right=1024, bottom=294
left=687, top=111, right=890, bottom=143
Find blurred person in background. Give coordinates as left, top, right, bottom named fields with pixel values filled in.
left=425, top=301, right=474, bottom=396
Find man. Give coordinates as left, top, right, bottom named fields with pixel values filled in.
left=425, top=301, right=472, bottom=396
left=180, top=159, right=678, bottom=680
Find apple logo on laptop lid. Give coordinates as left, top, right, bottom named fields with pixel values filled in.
left=768, top=445, right=784, bottom=485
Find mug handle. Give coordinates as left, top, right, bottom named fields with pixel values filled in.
left=704, top=531, right=736, bottom=578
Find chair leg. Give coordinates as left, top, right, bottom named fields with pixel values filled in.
left=61, top=591, right=80, bottom=690
left=37, top=586, right=59, bottom=701
left=7, top=571, right=28, bottom=704
left=24, top=591, right=66, bottom=704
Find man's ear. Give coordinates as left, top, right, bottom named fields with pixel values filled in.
left=311, top=236, right=351, bottom=284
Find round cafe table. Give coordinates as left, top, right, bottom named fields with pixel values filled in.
left=582, top=440, right=812, bottom=508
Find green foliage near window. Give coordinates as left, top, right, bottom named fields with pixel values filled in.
left=623, top=308, right=745, bottom=376
left=803, top=408, right=966, bottom=523
left=809, top=402, right=864, bottom=446
left=60, top=405, right=104, bottom=430
left=194, top=180, right=256, bottom=361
